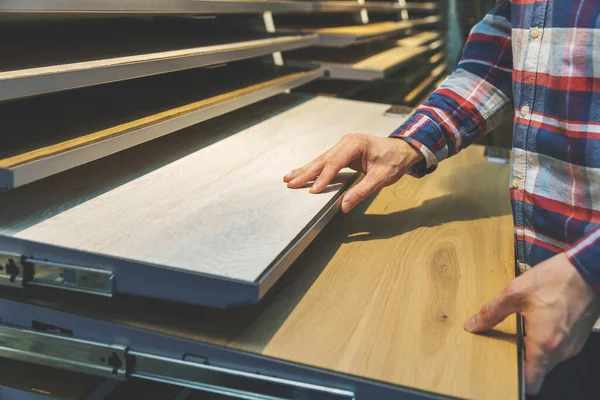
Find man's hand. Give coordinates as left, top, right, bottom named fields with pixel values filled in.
left=464, top=253, right=600, bottom=395
left=283, top=134, right=423, bottom=213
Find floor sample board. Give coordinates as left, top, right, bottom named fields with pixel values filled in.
left=286, top=39, right=435, bottom=80
left=0, top=18, right=318, bottom=101
left=0, top=94, right=405, bottom=287
left=395, top=30, right=441, bottom=47
left=298, top=16, right=441, bottom=46
left=351, top=51, right=444, bottom=104
left=0, top=62, right=321, bottom=189
left=8, top=145, right=519, bottom=399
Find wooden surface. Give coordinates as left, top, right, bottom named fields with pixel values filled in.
left=287, top=40, right=429, bottom=71
left=311, top=16, right=440, bottom=36
left=0, top=63, right=314, bottom=169
left=395, top=31, right=441, bottom=47
left=353, top=45, right=428, bottom=70
left=7, top=144, right=518, bottom=399
left=0, top=95, right=404, bottom=282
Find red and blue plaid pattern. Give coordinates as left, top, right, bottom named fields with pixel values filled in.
left=392, top=0, right=600, bottom=289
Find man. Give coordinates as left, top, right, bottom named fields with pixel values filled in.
left=283, top=1, right=600, bottom=398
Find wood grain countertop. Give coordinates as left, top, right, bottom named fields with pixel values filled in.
left=3, top=144, right=519, bottom=399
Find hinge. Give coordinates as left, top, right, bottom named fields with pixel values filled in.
left=0, top=324, right=128, bottom=380
left=0, top=250, right=114, bottom=296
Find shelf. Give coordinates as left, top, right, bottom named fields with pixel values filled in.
left=0, top=0, right=316, bottom=18
left=0, top=0, right=438, bottom=18
left=303, top=15, right=441, bottom=47
left=0, top=62, right=322, bottom=189
left=0, top=18, right=318, bottom=102
left=286, top=35, right=443, bottom=80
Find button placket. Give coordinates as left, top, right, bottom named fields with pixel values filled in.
left=514, top=2, right=549, bottom=269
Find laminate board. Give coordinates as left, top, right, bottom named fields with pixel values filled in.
left=295, top=15, right=441, bottom=46
left=5, top=145, right=518, bottom=399
left=286, top=38, right=434, bottom=80
left=0, top=95, right=405, bottom=283
left=0, top=17, right=318, bottom=101
left=395, top=31, right=441, bottom=47
left=348, top=50, right=444, bottom=103
left=0, top=62, right=321, bottom=188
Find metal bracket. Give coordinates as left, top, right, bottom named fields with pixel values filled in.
left=0, top=250, right=114, bottom=296
left=0, top=251, right=26, bottom=288
left=0, top=324, right=355, bottom=400
left=0, top=325, right=128, bottom=380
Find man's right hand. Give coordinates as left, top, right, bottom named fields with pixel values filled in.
left=283, top=134, right=424, bottom=213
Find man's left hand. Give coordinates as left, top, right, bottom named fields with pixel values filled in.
left=464, top=253, right=600, bottom=395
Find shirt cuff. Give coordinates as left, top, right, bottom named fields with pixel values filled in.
left=389, top=113, right=446, bottom=177
left=566, top=227, right=600, bottom=292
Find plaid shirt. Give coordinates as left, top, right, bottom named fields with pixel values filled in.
left=392, top=0, right=600, bottom=290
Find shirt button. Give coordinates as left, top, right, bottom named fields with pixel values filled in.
left=518, top=263, right=528, bottom=274
left=520, top=105, right=530, bottom=117
left=530, top=27, right=541, bottom=39
left=512, top=177, right=521, bottom=189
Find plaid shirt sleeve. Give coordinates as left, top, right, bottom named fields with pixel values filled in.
left=566, top=228, right=600, bottom=291
left=390, top=1, right=513, bottom=177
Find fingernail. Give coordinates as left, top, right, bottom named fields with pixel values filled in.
left=290, top=177, right=300, bottom=185
left=310, top=183, right=321, bottom=193
left=284, top=173, right=294, bottom=180
left=341, top=200, right=351, bottom=212
left=464, top=316, right=476, bottom=331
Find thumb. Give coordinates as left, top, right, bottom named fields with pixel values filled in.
left=464, top=284, right=523, bottom=333
left=341, top=170, right=388, bottom=213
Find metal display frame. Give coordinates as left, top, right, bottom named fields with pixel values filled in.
left=0, top=298, right=457, bottom=400
left=0, top=34, right=319, bottom=103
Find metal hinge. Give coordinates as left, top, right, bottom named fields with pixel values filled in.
left=0, top=251, right=114, bottom=296
left=0, top=324, right=355, bottom=400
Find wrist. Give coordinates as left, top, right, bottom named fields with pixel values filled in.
left=388, top=137, right=424, bottom=170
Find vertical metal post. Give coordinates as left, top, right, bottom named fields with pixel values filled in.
left=262, top=11, right=284, bottom=66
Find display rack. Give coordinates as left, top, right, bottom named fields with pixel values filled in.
left=0, top=1, right=483, bottom=400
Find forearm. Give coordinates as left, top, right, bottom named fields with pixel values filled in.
left=391, top=1, right=514, bottom=176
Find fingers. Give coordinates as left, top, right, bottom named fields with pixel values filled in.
left=285, top=159, right=327, bottom=189
left=285, top=135, right=365, bottom=191
left=310, top=163, right=344, bottom=194
left=464, top=281, right=524, bottom=333
left=340, top=171, right=386, bottom=213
